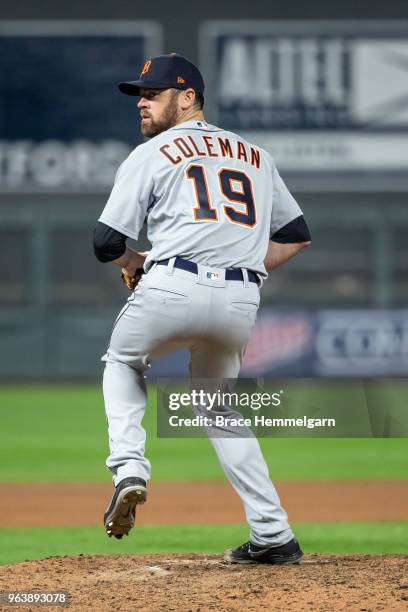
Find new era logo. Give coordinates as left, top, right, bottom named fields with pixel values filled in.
left=177, top=76, right=185, bottom=84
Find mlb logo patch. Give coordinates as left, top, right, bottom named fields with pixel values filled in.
left=207, top=271, right=220, bottom=281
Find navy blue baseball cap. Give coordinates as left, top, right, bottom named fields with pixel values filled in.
left=118, top=53, right=205, bottom=96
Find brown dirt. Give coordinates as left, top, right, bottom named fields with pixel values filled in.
left=0, top=554, right=407, bottom=611
left=2, top=482, right=407, bottom=610
left=1, top=481, right=407, bottom=527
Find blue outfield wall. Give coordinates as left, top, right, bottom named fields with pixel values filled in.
left=1, top=308, right=406, bottom=380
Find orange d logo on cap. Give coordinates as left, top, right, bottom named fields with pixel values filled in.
left=140, top=59, right=152, bottom=77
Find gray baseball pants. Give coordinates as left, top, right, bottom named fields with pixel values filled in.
left=102, top=259, right=293, bottom=546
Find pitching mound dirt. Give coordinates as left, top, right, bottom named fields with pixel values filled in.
left=1, top=554, right=407, bottom=611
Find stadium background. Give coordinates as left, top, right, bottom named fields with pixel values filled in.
left=1, top=1, right=408, bottom=379
left=0, top=0, right=407, bottom=579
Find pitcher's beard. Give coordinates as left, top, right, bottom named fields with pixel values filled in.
left=141, top=94, right=179, bottom=138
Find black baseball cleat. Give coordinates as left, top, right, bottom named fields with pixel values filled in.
left=224, top=538, right=303, bottom=564
left=104, top=477, right=147, bottom=539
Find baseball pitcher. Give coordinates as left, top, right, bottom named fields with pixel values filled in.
left=94, top=53, right=311, bottom=564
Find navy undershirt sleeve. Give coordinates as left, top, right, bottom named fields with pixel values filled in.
left=270, top=215, right=311, bottom=243
left=93, top=221, right=127, bottom=262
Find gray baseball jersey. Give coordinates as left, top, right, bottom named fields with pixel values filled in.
left=99, top=120, right=302, bottom=277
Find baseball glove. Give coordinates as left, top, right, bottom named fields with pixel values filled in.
left=121, top=268, right=144, bottom=291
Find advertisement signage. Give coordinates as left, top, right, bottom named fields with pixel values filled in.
left=200, top=21, right=408, bottom=173
left=149, top=310, right=408, bottom=377
left=0, top=21, right=162, bottom=192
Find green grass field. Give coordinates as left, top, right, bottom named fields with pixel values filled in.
left=1, top=385, right=407, bottom=482
left=0, top=386, right=407, bottom=564
left=1, top=524, right=407, bottom=566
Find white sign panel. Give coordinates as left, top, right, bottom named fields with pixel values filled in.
left=200, top=21, right=408, bottom=173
